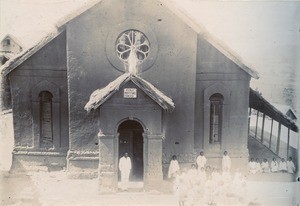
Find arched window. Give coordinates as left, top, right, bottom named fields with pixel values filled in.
left=39, top=91, right=53, bottom=148
left=209, top=93, right=224, bottom=144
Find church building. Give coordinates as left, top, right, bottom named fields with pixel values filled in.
left=1, top=0, right=259, bottom=190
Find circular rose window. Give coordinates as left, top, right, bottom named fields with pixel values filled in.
left=116, top=30, right=150, bottom=74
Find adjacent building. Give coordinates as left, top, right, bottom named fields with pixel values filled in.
left=0, top=34, right=23, bottom=110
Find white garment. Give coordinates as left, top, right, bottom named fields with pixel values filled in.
left=119, top=156, right=132, bottom=190
left=287, top=160, right=296, bottom=173
left=197, top=170, right=207, bottom=183
left=261, top=162, right=270, bottom=173
left=222, top=155, right=231, bottom=172
left=187, top=168, right=198, bottom=187
left=232, top=172, right=246, bottom=196
left=222, top=171, right=232, bottom=183
left=248, top=161, right=257, bottom=174
left=255, top=162, right=262, bottom=173
left=278, top=161, right=288, bottom=172
left=168, top=159, right=180, bottom=178
left=196, top=155, right=207, bottom=169
left=211, top=171, right=222, bottom=183
left=270, top=161, right=278, bottom=172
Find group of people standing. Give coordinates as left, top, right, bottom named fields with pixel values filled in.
left=168, top=151, right=232, bottom=179
left=248, top=156, right=296, bottom=174
left=168, top=151, right=245, bottom=205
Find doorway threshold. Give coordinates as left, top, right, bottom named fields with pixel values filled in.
left=118, top=181, right=144, bottom=189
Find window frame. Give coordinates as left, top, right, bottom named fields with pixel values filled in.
left=209, top=93, right=224, bottom=145
left=39, top=91, right=54, bottom=148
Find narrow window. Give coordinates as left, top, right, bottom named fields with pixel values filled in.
left=39, top=91, right=53, bottom=147
left=209, top=93, right=224, bottom=144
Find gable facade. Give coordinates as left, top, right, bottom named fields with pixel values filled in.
left=0, top=34, right=23, bottom=55
left=6, top=0, right=255, bottom=190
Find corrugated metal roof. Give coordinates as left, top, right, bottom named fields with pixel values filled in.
left=249, top=88, right=298, bottom=132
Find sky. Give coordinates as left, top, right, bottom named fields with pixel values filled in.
left=173, top=0, right=300, bottom=112
left=1, top=0, right=299, bottom=112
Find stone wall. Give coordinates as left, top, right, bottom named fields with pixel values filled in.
left=66, top=0, right=197, bottom=172
left=9, top=31, right=69, bottom=171
left=194, top=36, right=251, bottom=156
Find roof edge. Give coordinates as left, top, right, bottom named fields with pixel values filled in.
left=1, top=30, right=62, bottom=76
left=84, top=73, right=175, bottom=112
left=84, top=73, right=131, bottom=112
left=200, top=33, right=259, bottom=79
left=55, top=0, right=102, bottom=30
left=159, top=0, right=203, bottom=33
left=1, top=34, right=24, bottom=49
left=50, top=0, right=259, bottom=80
left=2, top=0, right=260, bottom=80
left=131, top=75, right=175, bottom=111
left=161, top=0, right=259, bottom=79
left=250, top=88, right=298, bottom=132
left=271, top=103, right=298, bottom=119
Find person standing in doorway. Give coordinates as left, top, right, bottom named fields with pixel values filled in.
left=119, top=152, right=132, bottom=191
left=222, top=151, right=231, bottom=172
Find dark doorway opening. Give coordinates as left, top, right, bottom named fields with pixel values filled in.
left=118, top=120, right=144, bottom=181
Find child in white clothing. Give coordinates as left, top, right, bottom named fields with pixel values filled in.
left=287, top=157, right=296, bottom=174
left=278, top=158, right=288, bottom=172
left=270, top=157, right=278, bottom=173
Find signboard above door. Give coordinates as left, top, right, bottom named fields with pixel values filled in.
left=124, top=88, right=137, bottom=98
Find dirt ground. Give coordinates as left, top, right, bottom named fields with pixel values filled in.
left=0, top=112, right=177, bottom=205
left=1, top=170, right=299, bottom=206
left=1, top=112, right=299, bottom=206
left=0, top=171, right=179, bottom=206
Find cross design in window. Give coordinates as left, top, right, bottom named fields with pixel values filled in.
left=116, top=30, right=150, bottom=74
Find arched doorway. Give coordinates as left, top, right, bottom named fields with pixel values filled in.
left=118, top=120, right=144, bottom=181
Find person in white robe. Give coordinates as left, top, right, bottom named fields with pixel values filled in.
left=287, top=157, right=296, bottom=174
left=184, top=164, right=200, bottom=205
left=248, top=158, right=257, bottom=174
left=211, top=168, right=223, bottom=204
left=194, top=167, right=207, bottom=205
left=196, top=151, right=207, bottom=170
left=211, top=168, right=222, bottom=183
left=278, top=158, right=288, bottom=172
left=205, top=165, right=212, bottom=175
left=175, top=169, right=188, bottom=206
left=222, top=170, right=232, bottom=185
left=255, top=158, right=262, bottom=173
left=261, top=159, right=270, bottom=173
left=119, top=152, right=132, bottom=191
left=168, top=155, right=180, bottom=179
left=220, top=169, right=231, bottom=199
left=231, top=169, right=246, bottom=198
left=222, top=151, right=231, bottom=172
left=204, top=177, right=216, bottom=205
left=173, top=170, right=183, bottom=204
left=270, top=157, right=279, bottom=173
left=197, top=167, right=207, bottom=183
left=187, top=164, right=198, bottom=187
